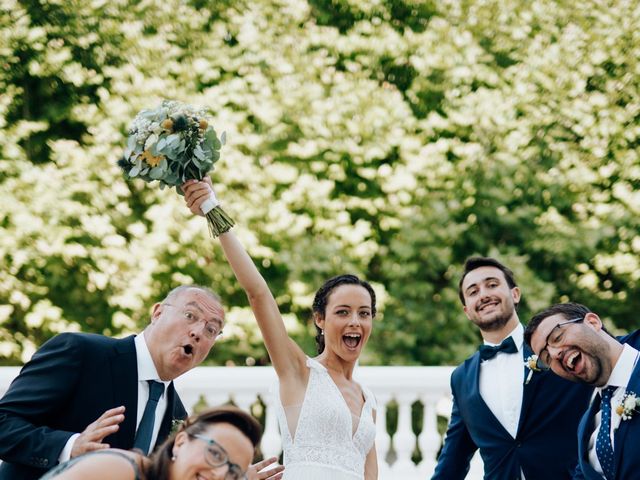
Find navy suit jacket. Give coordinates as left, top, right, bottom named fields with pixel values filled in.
left=574, top=330, right=640, bottom=480
left=432, top=342, right=593, bottom=480
left=0, top=333, right=186, bottom=480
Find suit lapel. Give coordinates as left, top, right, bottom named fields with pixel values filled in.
left=110, top=335, right=139, bottom=449
left=613, top=360, right=640, bottom=474
left=517, top=344, right=543, bottom=433
left=577, top=394, right=603, bottom=479
left=157, top=382, right=177, bottom=445
left=466, top=352, right=513, bottom=437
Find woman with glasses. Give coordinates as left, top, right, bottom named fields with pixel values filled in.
left=181, top=178, right=378, bottom=480
left=39, top=405, right=261, bottom=480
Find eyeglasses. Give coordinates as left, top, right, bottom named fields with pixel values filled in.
left=163, top=304, right=223, bottom=340
left=189, top=433, right=247, bottom=480
left=536, top=317, right=584, bottom=370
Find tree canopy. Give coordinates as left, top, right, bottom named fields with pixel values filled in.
left=1, top=0, right=639, bottom=366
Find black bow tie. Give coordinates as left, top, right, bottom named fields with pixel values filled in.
left=479, top=336, right=518, bottom=361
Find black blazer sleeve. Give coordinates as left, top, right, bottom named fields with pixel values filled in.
left=0, top=333, right=85, bottom=469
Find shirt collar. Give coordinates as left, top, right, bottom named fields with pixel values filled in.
left=135, top=333, right=170, bottom=391
left=603, top=343, right=640, bottom=390
left=484, top=323, right=524, bottom=351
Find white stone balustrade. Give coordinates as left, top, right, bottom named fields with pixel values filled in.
left=0, top=366, right=484, bottom=479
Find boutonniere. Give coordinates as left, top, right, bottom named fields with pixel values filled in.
left=615, top=391, right=640, bottom=421
left=524, top=355, right=541, bottom=384
left=170, top=419, right=185, bottom=434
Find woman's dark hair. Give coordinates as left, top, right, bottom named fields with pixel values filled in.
left=312, top=274, right=377, bottom=354
left=145, top=405, right=262, bottom=480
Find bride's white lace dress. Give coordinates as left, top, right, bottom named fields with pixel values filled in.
left=274, top=357, right=377, bottom=479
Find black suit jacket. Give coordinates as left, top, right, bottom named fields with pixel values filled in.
left=573, top=330, right=640, bottom=480
left=0, top=333, right=186, bottom=480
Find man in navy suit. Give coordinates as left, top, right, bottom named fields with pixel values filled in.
left=525, top=302, right=640, bottom=480
left=432, top=257, right=592, bottom=480
left=0, top=284, right=224, bottom=480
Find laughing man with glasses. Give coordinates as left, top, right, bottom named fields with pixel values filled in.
left=525, top=302, right=640, bottom=480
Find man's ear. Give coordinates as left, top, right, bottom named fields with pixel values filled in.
left=511, top=286, right=521, bottom=305
left=150, top=303, right=163, bottom=324
left=584, top=312, right=603, bottom=331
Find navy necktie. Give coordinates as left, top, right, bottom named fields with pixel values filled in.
left=479, top=336, right=518, bottom=361
left=596, top=386, right=617, bottom=480
left=133, top=380, right=165, bottom=455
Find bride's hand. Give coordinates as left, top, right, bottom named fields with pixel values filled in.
left=182, top=177, right=215, bottom=216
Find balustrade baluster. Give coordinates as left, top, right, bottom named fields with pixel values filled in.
left=390, top=392, right=418, bottom=476
left=374, top=393, right=392, bottom=478
left=417, top=394, right=441, bottom=477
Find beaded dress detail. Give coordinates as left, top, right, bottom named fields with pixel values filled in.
left=274, top=357, right=377, bottom=479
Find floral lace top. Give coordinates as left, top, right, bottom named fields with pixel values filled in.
left=274, top=357, right=377, bottom=479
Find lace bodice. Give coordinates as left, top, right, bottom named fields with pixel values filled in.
left=274, top=357, right=377, bottom=479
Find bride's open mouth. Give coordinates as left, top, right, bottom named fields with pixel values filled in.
left=343, top=333, right=362, bottom=349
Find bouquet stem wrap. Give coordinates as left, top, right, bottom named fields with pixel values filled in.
left=198, top=192, right=234, bottom=238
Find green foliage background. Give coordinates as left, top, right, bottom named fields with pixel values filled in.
left=1, top=0, right=639, bottom=366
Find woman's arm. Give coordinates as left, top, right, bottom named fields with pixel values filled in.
left=47, top=451, right=138, bottom=480
left=182, top=179, right=308, bottom=382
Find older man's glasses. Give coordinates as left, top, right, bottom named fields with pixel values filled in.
left=536, top=317, right=584, bottom=370
left=162, top=304, right=223, bottom=340
left=189, top=434, right=247, bottom=480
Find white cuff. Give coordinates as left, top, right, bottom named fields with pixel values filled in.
left=59, top=433, right=80, bottom=463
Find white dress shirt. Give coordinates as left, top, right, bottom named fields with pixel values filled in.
left=587, top=344, right=640, bottom=475
left=479, top=323, right=526, bottom=480
left=134, top=333, right=170, bottom=451
left=479, top=323, right=524, bottom=439
left=59, top=334, right=169, bottom=463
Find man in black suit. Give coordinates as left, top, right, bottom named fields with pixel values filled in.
left=525, top=302, right=640, bottom=480
left=432, top=257, right=592, bottom=479
left=0, top=284, right=224, bottom=480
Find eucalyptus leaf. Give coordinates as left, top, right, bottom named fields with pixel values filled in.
left=193, top=146, right=206, bottom=161
left=149, top=166, right=165, bottom=179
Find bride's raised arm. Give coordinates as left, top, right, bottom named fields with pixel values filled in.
left=181, top=178, right=307, bottom=382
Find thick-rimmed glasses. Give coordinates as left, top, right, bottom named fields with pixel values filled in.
left=536, top=317, right=584, bottom=370
left=189, top=433, right=247, bottom=480
left=163, top=303, right=223, bottom=340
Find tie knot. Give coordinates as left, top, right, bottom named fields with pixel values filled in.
left=148, top=380, right=165, bottom=402
left=479, top=336, right=518, bottom=361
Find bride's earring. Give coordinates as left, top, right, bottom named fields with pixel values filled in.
left=320, top=329, right=324, bottom=336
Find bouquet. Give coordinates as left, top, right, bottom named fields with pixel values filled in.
left=118, top=100, right=234, bottom=237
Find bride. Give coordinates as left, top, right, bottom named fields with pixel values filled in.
left=181, top=178, right=378, bottom=480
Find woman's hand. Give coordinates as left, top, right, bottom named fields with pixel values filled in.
left=246, top=457, right=285, bottom=480
left=181, top=177, right=215, bottom=217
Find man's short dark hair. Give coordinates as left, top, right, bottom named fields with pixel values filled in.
left=524, top=302, right=594, bottom=348
left=458, top=256, right=518, bottom=306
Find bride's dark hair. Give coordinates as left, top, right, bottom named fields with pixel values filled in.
left=312, top=274, right=377, bottom=354
left=144, top=405, right=262, bottom=480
